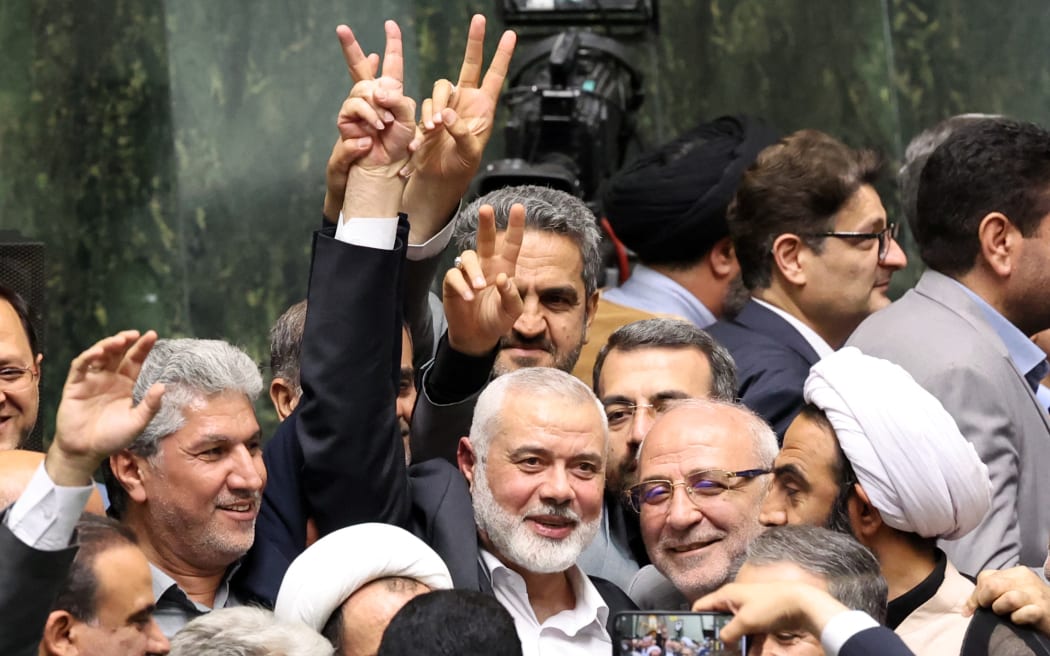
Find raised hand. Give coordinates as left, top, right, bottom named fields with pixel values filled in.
left=335, top=21, right=417, bottom=173
left=692, top=582, right=851, bottom=644
left=45, top=330, right=165, bottom=486
left=964, top=566, right=1050, bottom=637
left=402, top=15, right=517, bottom=242
left=443, top=203, right=525, bottom=356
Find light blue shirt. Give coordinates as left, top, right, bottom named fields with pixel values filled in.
left=602, top=264, right=716, bottom=328
left=952, top=279, right=1049, bottom=390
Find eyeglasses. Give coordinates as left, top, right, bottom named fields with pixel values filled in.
left=0, top=365, right=38, bottom=392
left=625, top=468, right=770, bottom=513
left=603, top=398, right=683, bottom=430
left=808, top=222, right=900, bottom=262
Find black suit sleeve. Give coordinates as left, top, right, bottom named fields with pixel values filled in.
left=0, top=513, right=78, bottom=656
left=839, top=627, right=915, bottom=656
left=297, top=223, right=413, bottom=535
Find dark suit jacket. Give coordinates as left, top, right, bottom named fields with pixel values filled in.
left=235, top=224, right=636, bottom=626
left=840, top=626, right=915, bottom=656
left=0, top=511, right=78, bottom=656
left=706, top=299, right=820, bottom=438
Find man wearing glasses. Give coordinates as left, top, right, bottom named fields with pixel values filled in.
left=707, top=129, right=907, bottom=439
left=627, top=398, right=777, bottom=606
left=0, top=285, right=41, bottom=451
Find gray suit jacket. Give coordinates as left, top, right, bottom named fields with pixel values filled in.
left=848, top=270, right=1050, bottom=574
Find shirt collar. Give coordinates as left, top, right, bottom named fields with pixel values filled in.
left=608, top=264, right=717, bottom=328
left=949, top=278, right=1047, bottom=379
left=149, top=560, right=242, bottom=609
left=751, top=297, right=835, bottom=358
left=479, top=548, right=610, bottom=632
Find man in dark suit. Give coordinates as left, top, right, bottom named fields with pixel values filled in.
left=706, top=130, right=907, bottom=438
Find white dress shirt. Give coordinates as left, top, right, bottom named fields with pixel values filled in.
left=752, top=297, right=834, bottom=358
left=480, top=548, right=611, bottom=656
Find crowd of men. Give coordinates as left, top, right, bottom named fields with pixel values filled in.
left=2, top=13, right=1050, bottom=656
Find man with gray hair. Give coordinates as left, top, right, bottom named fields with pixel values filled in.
left=169, top=607, right=333, bottom=656
left=409, top=184, right=603, bottom=465
left=105, top=338, right=266, bottom=637
left=733, top=525, right=888, bottom=655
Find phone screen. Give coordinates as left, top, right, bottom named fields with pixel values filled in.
left=611, top=611, right=747, bottom=655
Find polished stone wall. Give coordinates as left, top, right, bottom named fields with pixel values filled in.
left=2, top=0, right=1049, bottom=441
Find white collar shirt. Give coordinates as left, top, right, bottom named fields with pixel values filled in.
left=752, top=297, right=835, bottom=358
left=480, top=548, right=611, bottom=656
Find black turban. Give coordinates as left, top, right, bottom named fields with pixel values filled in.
left=602, top=115, right=780, bottom=266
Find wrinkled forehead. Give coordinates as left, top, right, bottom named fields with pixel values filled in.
left=493, top=393, right=607, bottom=452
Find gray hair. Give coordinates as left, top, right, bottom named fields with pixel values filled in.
left=898, top=113, right=1003, bottom=234
left=469, top=367, right=608, bottom=463
left=592, top=319, right=738, bottom=401
left=130, top=338, right=262, bottom=457
left=452, top=185, right=603, bottom=297
left=638, top=398, right=778, bottom=469
left=170, top=607, right=334, bottom=656
left=270, top=299, right=307, bottom=393
left=744, top=525, right=888, bottom=623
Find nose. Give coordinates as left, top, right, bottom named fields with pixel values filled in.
left=512, top=297, right=545, bottom=338
left=147, top=617, right=171, bottom=654
left=664, top=483, right=703, bottom=532
left=880, top=233, right=908, bottom=270
left=227, top=444, right=265, bottom=492
left=629, top=410, right=654, bottom=446
left=538, top=465, right=574, bottom=506
left=758, top=485, right=788, bottom=527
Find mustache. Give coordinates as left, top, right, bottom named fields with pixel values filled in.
left=215, top=491, right=262, bottom=508
left=498, top=332, right=554, bottom=353
left=523, top=503, right=581, bottom=523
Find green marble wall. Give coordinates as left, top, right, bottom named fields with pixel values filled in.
left=2, top=0, right=1049, bottom=442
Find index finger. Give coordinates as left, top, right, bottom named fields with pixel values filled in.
left=457, top=15, right=486, bottom=89
left=476, top=204, right=496, bottom=262
left=480, top=29, right=517, bottom=100
left=380, top=20, right=404, bottom=82
left=337, top=24, right=375, bottom=82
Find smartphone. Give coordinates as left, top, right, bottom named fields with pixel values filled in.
left=611, top=611, right=748, bottom=655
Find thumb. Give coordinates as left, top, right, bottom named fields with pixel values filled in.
left=134, top=383, right=166, bottom=427
left=496, top=274, right=523, bottom=319
left=440, top=109, right=481, bottom=158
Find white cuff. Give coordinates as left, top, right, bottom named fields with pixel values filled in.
left=4, top=461, right=92, bottom=551
left=407, top=218, right=454, bottom=262
left=335, top=214, right=398, bottom=250
left=821, top=610, right=880, bottom=656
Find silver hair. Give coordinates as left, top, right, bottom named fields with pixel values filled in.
left=130, top=338, right=262, bottom=457
left=744, top=525, right=888, bottom=623
left=452, top=185, right=603, bottom=298
left=637, top=398, right=778, bottom=468
left=469, top=367, right=608, bottom=463
left=169, top=606, right=334, bottom=656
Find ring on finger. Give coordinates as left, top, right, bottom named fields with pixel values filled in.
left=453, top=256, right=464, bottom=270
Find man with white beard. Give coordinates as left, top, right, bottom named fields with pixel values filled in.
left=457, top=367, right=636, bottom=654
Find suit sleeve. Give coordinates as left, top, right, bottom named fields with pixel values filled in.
left=837, top=627, right=915, bottom=656
left=0, top=511, right=78, bottom=656
left=297, top=223, right=412, bottom=535
left=735, top=350, right=812, bottom=440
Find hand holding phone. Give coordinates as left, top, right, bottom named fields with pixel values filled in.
left=612, top=611, right=748, bottom=655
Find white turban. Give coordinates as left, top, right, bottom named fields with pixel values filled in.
left=273, top=523, right=453, bottom=632
left=803, top=347, right=991, bottom=540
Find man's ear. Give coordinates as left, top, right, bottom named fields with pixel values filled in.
left=771, top=234, right=808, bottom=286
left=582, top=290, right=600, bottom=339
left=707, top=236, right=739, bottom=279
left=109, top=451, right=148, bottom=504
left=976, top=212, right=1021, bottom=277
left=847, top=483, right=883, bottom=543
left=457, top=437, right=478, bottom=490
left=42, top=610, right=78, bottom=656
left=269, top=377, right=300, bottom=422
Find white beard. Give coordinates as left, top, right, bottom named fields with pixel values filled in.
left=471, top=463, right=601, bottom=574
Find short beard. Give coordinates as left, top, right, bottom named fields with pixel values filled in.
left=471, top=461, right=600, bottom=574
left=721, top=274, right=751, bottom=320
left=823, top=484, right=856, bottom=537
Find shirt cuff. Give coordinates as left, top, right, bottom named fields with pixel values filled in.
left=821, top=610, right=880, bottom=656
left=4, top=461, right=93, bottom=551
left=407, top=218, right=454, bottom=262
left=334, top=214, right=398, bottom=250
